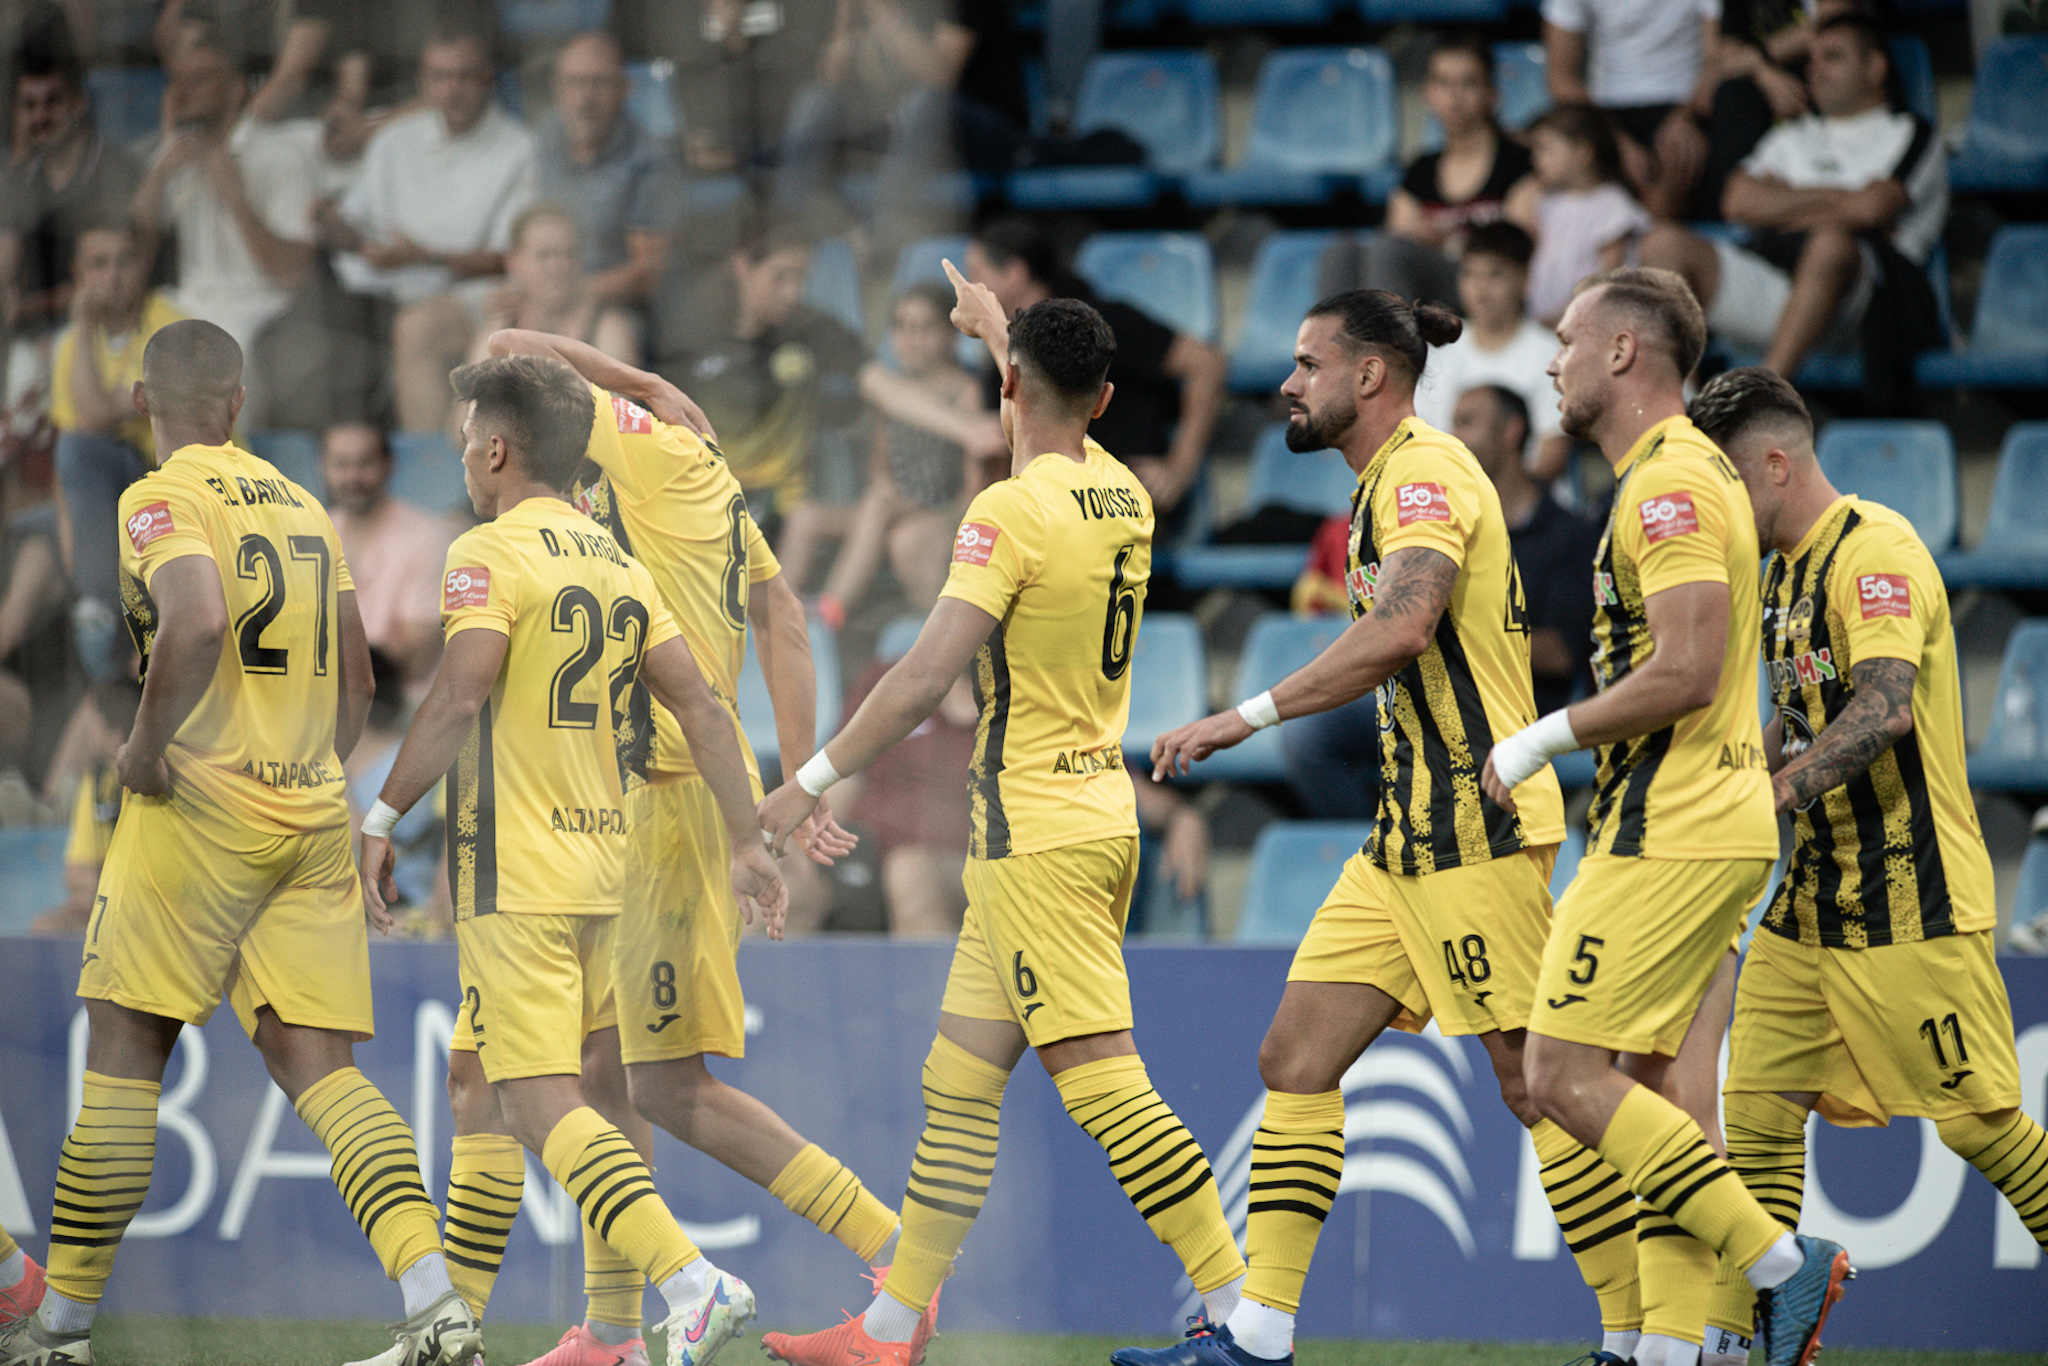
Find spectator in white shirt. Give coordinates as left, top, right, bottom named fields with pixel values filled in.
left=315, top=29, right=534, bottom=430
left=1640, top=13, right=1946, bottom=382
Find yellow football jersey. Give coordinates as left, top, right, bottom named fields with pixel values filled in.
left=118, top=442, right=355, bottom=833
left=439, top=497, right=681, bottom=918
left=572, top=385, right=780, bottom=785
left=1761, top=495, right=1993, bottom=946
left=939, top=440, right=1150, bottom=859
left=1586, top=417, right=1777, bottom=860
left=1346, top=417, right=1566, bottom=874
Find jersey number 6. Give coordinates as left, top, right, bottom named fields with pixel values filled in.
left=1101, top=544, right=1138, bottom=681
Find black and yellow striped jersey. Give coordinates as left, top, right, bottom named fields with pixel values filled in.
left=439, top=497, right=680, bottom=917
left=1587, top=417, right=1777, bottom=860
left=937, top=440, right=1150, bottom=860
left=570, top=385, right=780, bottom=787
left=1347, top=417, right=1565, bottom=874
left=1761, top=495, right=1993, bottom=947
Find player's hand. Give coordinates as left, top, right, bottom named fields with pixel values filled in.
left=1160, top=802, right=1210, bottom=901
left=643, top=379, right=719, bottom=444
left=757, top=781, right=822, bottom=859
left=730, top=841, right=788, bottom=940
left=1150, top=710, right=1253, bottom=781
left=359, top=833, right=398, bottom=935
left=115, top=741, right=171, bottom=797
left=794, top=794, right=859, bottom=867
left=1480, top=751, right=1517, bottom=814
left=941, top=258, right=1007, bottom=346
left=361, top=233, right=432, bottom=271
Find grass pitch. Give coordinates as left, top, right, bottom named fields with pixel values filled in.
left=87, top=1318, right=2046, bottom=1366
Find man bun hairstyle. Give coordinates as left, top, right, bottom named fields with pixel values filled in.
left=1008, top=297, right=1116, bottom=412
left=1305, top=289, right=1463, bottom=386
left=449, top=355, right=596, bottom=493
left=1573, top=266, right=1708, bottom=379
left=1687, top=366, right=1814, bottom=451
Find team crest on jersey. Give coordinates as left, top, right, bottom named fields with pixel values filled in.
left=1638, top=490, right=1698, bottom=543
left=954, top=522, right=999, bottom=566
left=444, top=567, right=490, bottom=611
left=1395, top=482, right=1451, bottom=526
left=126, top=501, right=175, bottom=551
left=1859, top=573, right=1910, bottom=619
left=611, top=394, right=654, bottom=434
left=1786, top=595, right=1814, bottom=645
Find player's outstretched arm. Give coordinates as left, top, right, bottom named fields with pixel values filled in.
left=1771, top=656, right=1915, bottom=813
left=119, top=553, right=229, bottom=796
left=486, top=327, right=716, bottom=440
left=638, top=633, right=791, bottom=935
left=942, top=258, right=1010, bottom=374
left=1151, top=546, right=1454, bottom=780
left=360, top=626, right=508, bottom=931
left=749, top=570, right=857, bottom=866
left=333, top=589, right=374, bottom=763
left=758, top=595, right=996, bottom=855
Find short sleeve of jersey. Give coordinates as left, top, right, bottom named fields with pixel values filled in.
left=1618, top=458, right=1731, bottom=597
left=1369, top=438, right=1473, bottom=567
left=1830, top=518, right=1931, bottom=668
left=745, top=514, right=781, bottom=584
left=584, top=383, right=672, bottom=504
left=441, top=528, right=517, bottom=639
left=118, top=479, right=215, bottom=586
left=939, top=481, right=1044, bottom=621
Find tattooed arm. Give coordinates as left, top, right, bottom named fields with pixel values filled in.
left=1150, top=547, right=1455, bottom=778
left=1772, top=657, right=1916, bottom=813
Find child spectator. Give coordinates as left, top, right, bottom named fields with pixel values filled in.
left=467, top=206, right=638, bottom=369
left=1512, top=103, right=1651, bottom=326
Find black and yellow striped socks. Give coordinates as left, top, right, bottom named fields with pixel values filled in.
left=1531, top=1118, right=1641, bottom=1333
left=45, top=1072, right=159, bottom=1306
left=1938, top=1107, right=2048, bottom=1253
left=542, top=1106, right=700, bottom=1291
left=1241, top=1089, right=1344, bottom=1316
left=881, top=1034, right=1009, bottom=1316
left=443, top=1134, right=524, bottom=1317
left=769, top=1142, right=900, bottom=1264
left=584, top=1225, right=644, bottom=1332
left=1597, top=1086, right=1785, bottom=1276
left=1709, top=1091, right=1808, bottom=1340
left=295, top=1068, right=444, bottom=1282
left=1636, top=1201, right=1714, bottom=1347
left=1053, top=1055, right=1247, bottom=1298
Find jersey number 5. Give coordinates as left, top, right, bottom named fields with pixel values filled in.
left=1101, top=544, right=1138, bottom=680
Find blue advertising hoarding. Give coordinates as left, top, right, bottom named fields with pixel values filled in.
left=0, top=936, right=2041, bottom=1350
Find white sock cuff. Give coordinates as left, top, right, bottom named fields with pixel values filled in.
left=40, top=1290, right=96, bottom=1337
left=1746, top=1231, right=1804, bottom=1290
left=1225, top=1297, right=1295, bottom=1360
left=398, top=1253, right=455, bottom=1318
left=588, top=1320, right=641, bottom=1346
left=862, top=1289, right=921, bottom=1343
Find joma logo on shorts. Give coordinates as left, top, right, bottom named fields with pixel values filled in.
left=551, top=807, right=626, bottom=833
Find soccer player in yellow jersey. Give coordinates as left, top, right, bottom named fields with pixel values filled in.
left=355, top=357, right=787, bottom=1366
left=1684, top=368, right=2048, bottom=1366
left=752, top=267, right=1246, bottom=1366
left=1483, top=270, right=1853, bottom=1366
left=1118, top=290, right=1643, bottom=1366
left=0, top=321, right=475, bottom=1366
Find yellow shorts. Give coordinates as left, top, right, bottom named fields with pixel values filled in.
left=1727, top=928, right=2023, bottom=1127
left=455, top=913, right=617, bottom=1082
left=1531, top=854, right=1773, bottom=1056
left=1289, top=847, right=1557, bottom=1037
left=614, top=774, right=757, bottom=1065
left=941, top=836, right=1138, bottom=1048
left=79, top=789, right=371, bottom=1040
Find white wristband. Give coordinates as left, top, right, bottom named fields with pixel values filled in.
left=795, top=750, right=842, bottom=797
left=1236, top=690, right=1281, bottom=731
left=1491, top=709, right=1581, bottom=792
left=360, top=799, right=404, bottom=839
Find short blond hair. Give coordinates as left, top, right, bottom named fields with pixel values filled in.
left=1574, top=266, right=1708, bottom=378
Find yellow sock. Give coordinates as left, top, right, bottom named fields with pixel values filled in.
left=1709, top=1092, right=1808, bottom=1336
left=1240, top=1090, right=1343, bottom=1315
left=296, top=1067, right=443, bottom=1281
left=1053, top=1054, right=1246, bottom=1297
left=1938, top=1108, right=2048, bottom=1253
left=1637, top=1202, right=1714, bottom=1345
left=583, top=1224, right=643, bottom=1330
left=443, top=1134, right=524, bottom=1318
left=769, top=1143, right=900, bottom=1264
left=1531, top=1118, right=1641, bottom=1332
left=1597, top=1085, right=1784, bottom=1275
left=45, top=1072, right=158, bottom=1304
left=543, top=1107, right=699, bottom=1288
left=883, top=1035, right=1008, bottom=1315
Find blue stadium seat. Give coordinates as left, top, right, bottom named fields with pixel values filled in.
left=1358, top=0, right=1507, bottom=20
left=1548, top=822, right=1586, bottom=902
left=1916, top=227, right=2048, bottom=390
left=1236, top=821, right=1370, bottom=943
left=1887, top=35, right=1937, bottom=125
left=876, top=613, right=926, bottom=662
left=2007, top=830, right=2048, bottom=952
left=1949, top=37, right=2048, bottom=192
left=626, top=59, right=679, bottom=143
left=84, top=67, right=166, bottom=152
left=1074, top=232, right=1218, bottom=343
left=802, top=236, right=864, bottom=336
left=388, top=431, right=470, bottom=514
left=1012, top=0, right=1176, bottom=30
left=1008, top=51, right=1219, bottom=209
left=738, top=616, right=841, bottom=774
left=1243, top=423, right=1358, bottom=518
left=0, top=825, right=67, bottom=933
left=1968, top=621, right=2048, bottom=792
left=1813, top=420, right=1956, bottom=551
left=1230, top=231, right=1337, bottom=393
left=892, top=235, right=970, bottom=293
left=1184, top=48, right=1398, bottom=208
left=1185, top=0, right=1336, bottom=21
left=497, top=0, right=609, bottom=39
left=1937, top=425, right=2048, bottom=588
left=1123, top=613, right=1207, bottom=760
left=247, top=430, right=323, bottom=495
left=1200, top=614, right=1350, bottom=782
